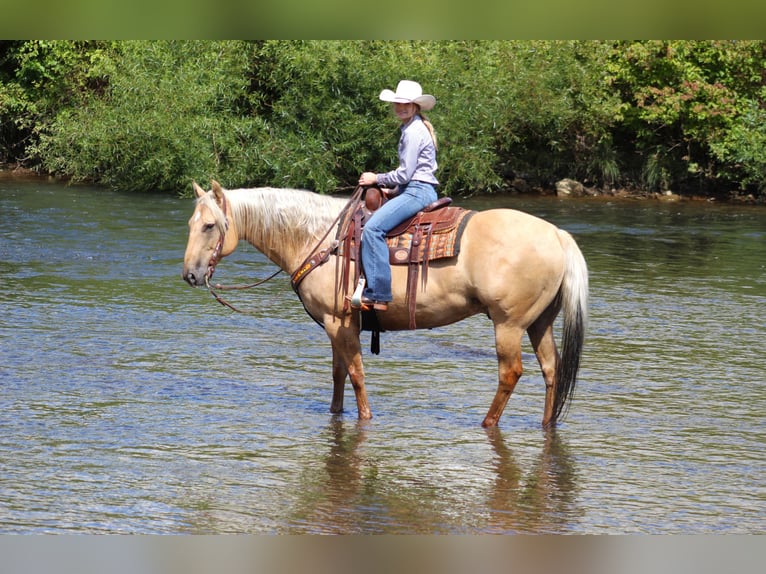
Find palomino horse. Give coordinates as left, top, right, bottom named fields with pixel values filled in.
left=182, top=180, right=588, bottom=428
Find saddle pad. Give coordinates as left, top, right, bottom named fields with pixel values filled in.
left=388, top=208, right=475, bottom=265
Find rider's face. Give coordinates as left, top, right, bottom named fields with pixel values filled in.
left=393, top=102, right=417, bottom=123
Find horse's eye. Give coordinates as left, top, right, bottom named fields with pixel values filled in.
left=202, top=222, right=215, bottom=232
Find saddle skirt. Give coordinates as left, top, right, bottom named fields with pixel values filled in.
left=386, top=203, right=474, bottom=265
left=341, top=193, right=475, bottom=265
left=336, top=187, right=475, bottom=334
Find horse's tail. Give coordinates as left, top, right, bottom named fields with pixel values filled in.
left=552, top=229, right=589, bottom=423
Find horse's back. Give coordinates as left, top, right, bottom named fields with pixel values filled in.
left=468, top=207, right=558, bottom=232
left=461, top=208, right=566, bottom=266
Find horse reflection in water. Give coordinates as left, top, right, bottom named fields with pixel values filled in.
left=182, top=181, right=588, bottom=428
left=285, top=421, right=578, bottom=534
left=483, top=428, right=578, bottom=533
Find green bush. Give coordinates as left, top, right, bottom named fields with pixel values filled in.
left=3, top=40, right=765, bottom=198
left=709, top=100, right=766, bottom=191
left=0, top=40, right=113, bottom=164
left=34, top=41, right=265, bottom=193
left=29, top=40, right=628, bottom=195
left=606, top=40, right=766, bottom=194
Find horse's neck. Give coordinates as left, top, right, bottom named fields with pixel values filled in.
left=241, top=228, right=313, bottom=273
left=229, top=189, right=340, bottom=273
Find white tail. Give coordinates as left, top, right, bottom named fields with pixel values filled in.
left=553, top=229, right=589, bottom=421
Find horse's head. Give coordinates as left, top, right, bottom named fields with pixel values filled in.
left=182, top=180, right=239, bottom=287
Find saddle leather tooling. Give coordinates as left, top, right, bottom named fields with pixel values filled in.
left=337, top=186, right=475, bottom=334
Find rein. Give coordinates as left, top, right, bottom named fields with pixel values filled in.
left=205, top=269, right=284, bottom=313
left=204, top=185, right=364, bottom=315
left=290, top=185, right=364, bottom=292
left=204, top=189, right=284, bottom=313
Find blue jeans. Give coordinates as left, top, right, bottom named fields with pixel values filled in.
left=360, top=181, right=438, bottom=302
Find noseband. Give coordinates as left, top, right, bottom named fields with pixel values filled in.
left=202, top=191, right=282, bottom=313
left=207, top=192, right=229, bottom=281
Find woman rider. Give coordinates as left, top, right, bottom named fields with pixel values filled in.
left=355, top=80, right=439, bottom=312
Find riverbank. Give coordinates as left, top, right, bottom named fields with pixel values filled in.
left=2, top=164, right=763, bottom=205
left=0, top=165, right=64, bottom=184
left=507, top=177, right=762, bottom=205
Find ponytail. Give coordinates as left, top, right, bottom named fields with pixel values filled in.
left=419, top=110, right=438, bottom=151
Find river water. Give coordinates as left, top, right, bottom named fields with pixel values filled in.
left=1, top=176, right=764, bottom=534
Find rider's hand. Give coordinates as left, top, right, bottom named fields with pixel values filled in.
left=358, top=172, right=377, bottom=186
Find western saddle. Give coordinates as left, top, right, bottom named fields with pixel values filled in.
left=336, top=186, right=475, bottom=343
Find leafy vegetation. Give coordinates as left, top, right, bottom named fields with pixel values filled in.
left=1, top=40, right=764, bottom=199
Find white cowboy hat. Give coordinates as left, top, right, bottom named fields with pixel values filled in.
left=379, top=80, right=436, bottom=111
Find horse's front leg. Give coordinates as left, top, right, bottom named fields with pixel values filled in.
left=325, top=318, right=371, bottom=420
left=330, top=342, right=346, bottom=414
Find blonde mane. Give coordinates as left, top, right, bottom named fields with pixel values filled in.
left=202, top=187, right=348, bottom=257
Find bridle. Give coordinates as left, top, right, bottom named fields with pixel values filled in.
left=202, top=186, right=364, bottom=315
left=206, top=191, right=228, bottom=281
left=201, top=190, right=282, bottom=313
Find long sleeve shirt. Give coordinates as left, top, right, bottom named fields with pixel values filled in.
left=376, top=115, right=439, bottom=188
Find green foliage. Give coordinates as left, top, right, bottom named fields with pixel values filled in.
left=486, top=41, right=623, bottom=188
left=3, top=40, right=766, bottom=198
left=34, top=41, right=265, bottom=193
left=0, top=40, right=114, bottom=163
left=709, top=100, right=766, bottom=191
left=606, top=40, right=766, bottom=193
left=246, top=40, right=396, bottom=192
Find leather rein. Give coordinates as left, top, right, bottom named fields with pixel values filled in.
left=203, top=190, right=282, bottom=313
left=204, top=186, right=363, bottom=315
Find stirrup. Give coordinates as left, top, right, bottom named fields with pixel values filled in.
left=350, top=277, right=365, bottom=308
left=347, top=296, right=388, bottom=312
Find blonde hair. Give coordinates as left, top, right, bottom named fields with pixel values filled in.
left=419, top=109, right=438, bottom=151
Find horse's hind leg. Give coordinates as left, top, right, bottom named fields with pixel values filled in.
left=483, top=322, right=524, bottom=427
left=527, top=307, right=560, bottom=428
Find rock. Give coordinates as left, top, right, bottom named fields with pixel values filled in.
left=510, top=177, right=530, bottom=194
left=660, top=190, right=680, bottom=201
left=556, top=178, right=586, bottom=197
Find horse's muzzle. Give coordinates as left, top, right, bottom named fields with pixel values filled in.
left=182, top=268, right=204, bottom=287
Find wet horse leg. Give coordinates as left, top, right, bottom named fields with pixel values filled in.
left=330, top=343, right=346, bottom=413
left=527, top=309, right=560, bottom=428
left=483, top=322, right=524, bottom=427
left=325, top=322, right=372, bottom=420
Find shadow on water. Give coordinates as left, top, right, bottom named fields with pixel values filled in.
left=284, top=419, right=579, bottom=534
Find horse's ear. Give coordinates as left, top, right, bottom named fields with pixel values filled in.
left=192, top=181, right=206, bottom=198
left=211, top=180, right=225, bottom=206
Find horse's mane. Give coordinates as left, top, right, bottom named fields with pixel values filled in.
left=202, top=187, right=348, bottom=254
